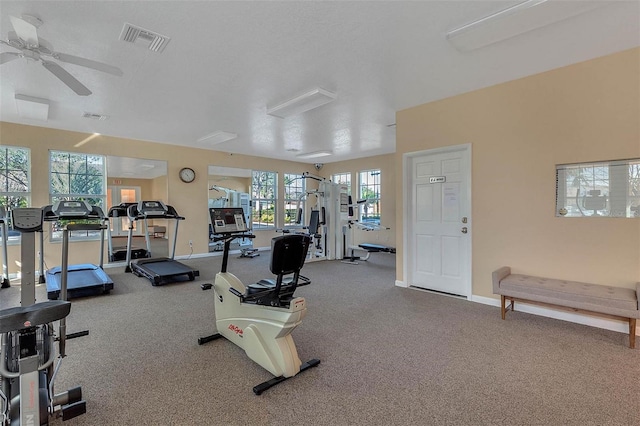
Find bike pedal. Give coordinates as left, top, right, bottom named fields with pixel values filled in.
left=61, top=400, right=86, bottom=421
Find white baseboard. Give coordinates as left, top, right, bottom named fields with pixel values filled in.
left=395, top=280, right=408, bottom=288
left=471, top=295, right=640, bottom=337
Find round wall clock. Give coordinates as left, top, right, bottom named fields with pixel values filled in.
left=179, top=167, right=196, bottom=183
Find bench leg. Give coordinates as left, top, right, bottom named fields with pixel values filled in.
left=630, top=318, right=636, bottom=349
left=501, top=295, right=506, bottom=320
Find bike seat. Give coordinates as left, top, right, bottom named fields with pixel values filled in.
left=0, top=300, right=71, bottom=333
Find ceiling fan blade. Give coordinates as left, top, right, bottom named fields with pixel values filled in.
left=0, top=52, right=21, bottom=64
left=53, top=52, right=123, bottom=76
left=41, top=60, right=92, bottom=96
left=9, top=16, right=39, bottom=47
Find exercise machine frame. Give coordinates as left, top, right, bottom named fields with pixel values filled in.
left=199, top=207, right=320, bottom=394
left=106, top=203, right=150, bottom=262
left=126, top=201, right=199, bottom=285
left=42, top=201, right=114, bottom=300
left=0, top=206, right=87, bottom=425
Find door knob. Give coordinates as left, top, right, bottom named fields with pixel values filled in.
left=461, top=227, right=468, bottom=234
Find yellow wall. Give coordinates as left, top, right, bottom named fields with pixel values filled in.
left=0, top=122, right=322, bottom=269
left=207, top=175, right=250, bottom=194
left=396, top=47, right=640, bottom=297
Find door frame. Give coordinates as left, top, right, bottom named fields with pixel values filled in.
left=107, top=185, right=142, bottom=236
left=402, top=143, right=472, bottom=298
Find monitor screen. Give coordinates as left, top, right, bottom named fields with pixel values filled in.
left=210, top=207, right=248, bottom=234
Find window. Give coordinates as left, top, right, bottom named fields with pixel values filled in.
left=251, top=170, right=277, bottom=229
left=0, top=146, right=30, bottom=240
left=49, top=151, right=107, bottom=239
left=333, top=172, right=351, bottom=195
left=284, top=173, right=305, bottom=227
left=359, top=169, right=381, bottom=224
left=556, top=158, right=640, bottom=218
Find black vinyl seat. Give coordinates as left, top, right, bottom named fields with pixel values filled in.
left=245, top=234, right=310, bottom=306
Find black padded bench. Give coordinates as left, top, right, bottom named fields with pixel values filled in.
left=343, top=243, right=396, bottom=264
left=358, top=243, right=396, bottom=254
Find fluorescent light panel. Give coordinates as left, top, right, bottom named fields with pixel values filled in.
left=446, top=0, right=606, bottom=51
left=296, top=150, right=333, bottom=159
left=197, top=131, right=238, bottom=145
left=15, top=94, right=49, bottom=121
left=267, top=88, right=336, bottom=118
left=74, top=133, right=100, bottom=148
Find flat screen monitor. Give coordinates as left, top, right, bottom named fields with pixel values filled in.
left=210, top=207, right=248, bottom=234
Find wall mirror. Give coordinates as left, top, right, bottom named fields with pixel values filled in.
left=556, top=158, right=640, bottom=218
left=106, top=156, right=168, bottom=262
left=208, top=166, right=253, bottom=253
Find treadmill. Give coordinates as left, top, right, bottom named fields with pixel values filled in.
left=43, top=201, right=114, bottom=299
left=0, top=206, right=9, bottom=288
left=125, top=201, right=199, bottom=285
left=107, top=203, right=149, bottom=262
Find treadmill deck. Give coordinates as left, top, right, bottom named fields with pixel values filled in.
left=46, top=264, right=114, bottom=300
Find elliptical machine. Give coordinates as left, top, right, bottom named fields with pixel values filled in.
left=199, top=207, right=320, bottom=395
left=0, top=206, right=87, bottom=425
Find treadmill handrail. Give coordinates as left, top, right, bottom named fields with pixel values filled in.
left=107, top=202, right=138, bottom=218
left=126, top=203, right=184, bottom=220
left=43, top=204, right=107, bottom=221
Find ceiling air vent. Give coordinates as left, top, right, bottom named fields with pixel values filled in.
left=119, top=23, right=170, bottom=53
left=82, top=112, right=109, bottom=121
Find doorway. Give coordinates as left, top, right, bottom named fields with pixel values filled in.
left=107, top=186, right=141, bottom=237
left=404, top=144, right=471, bottom=297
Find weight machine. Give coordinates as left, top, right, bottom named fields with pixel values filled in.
left=288, top=172, right=347, bottom=262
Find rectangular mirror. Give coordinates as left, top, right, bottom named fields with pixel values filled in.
left=106, top=156, right=168, bottom=262
left=208, top=166, right=253, bottom=253
left=556, top=158, right=640, bottom=218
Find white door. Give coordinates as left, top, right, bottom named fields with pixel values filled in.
left=406, top=145, right=471, bottom=297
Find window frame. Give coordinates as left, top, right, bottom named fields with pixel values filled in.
left=556, top=158, right=640, bottom=218
left=332, top=172, right=351, bottom=195
left=284, top=173, right=305, bottom=228
left=251, top=170, right=277, bottom=230
left=49, top=151, right=107, bottom=241
left=0, top=145, right=31, bottom=243
left=359, top=169, right=381, bottom=225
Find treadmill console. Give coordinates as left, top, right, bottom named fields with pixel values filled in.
left=11, top=208, right=43, bottom=232
left=52, top=200, right=93, bottom=218
left=210, top=208, right=248, bottom=234
left=138, top=201, right=168, bottom=217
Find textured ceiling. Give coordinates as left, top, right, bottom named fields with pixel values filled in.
left=1, top=1, right=638, bottom=164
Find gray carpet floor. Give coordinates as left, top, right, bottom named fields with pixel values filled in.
left=1, top=252, right=638, bottom=425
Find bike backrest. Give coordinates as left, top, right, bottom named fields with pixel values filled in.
left=270, top=234, right=310, bottom=276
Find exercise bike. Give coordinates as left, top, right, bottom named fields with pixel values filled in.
left=0, top=206, right=87, bottom=425
left=198, top=207, right=320, bottom=395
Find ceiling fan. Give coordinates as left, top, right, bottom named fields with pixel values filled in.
left=0, top=14, right=123, bottom=96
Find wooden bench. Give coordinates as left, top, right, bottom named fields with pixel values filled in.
left=492, top=267, right=639, bottom=348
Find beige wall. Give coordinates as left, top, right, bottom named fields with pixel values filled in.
left=208, top=175, right=250, bottom=194
left=0, top=122, right=321, bottom=269
left=396, top=47, right=640, bottom=297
